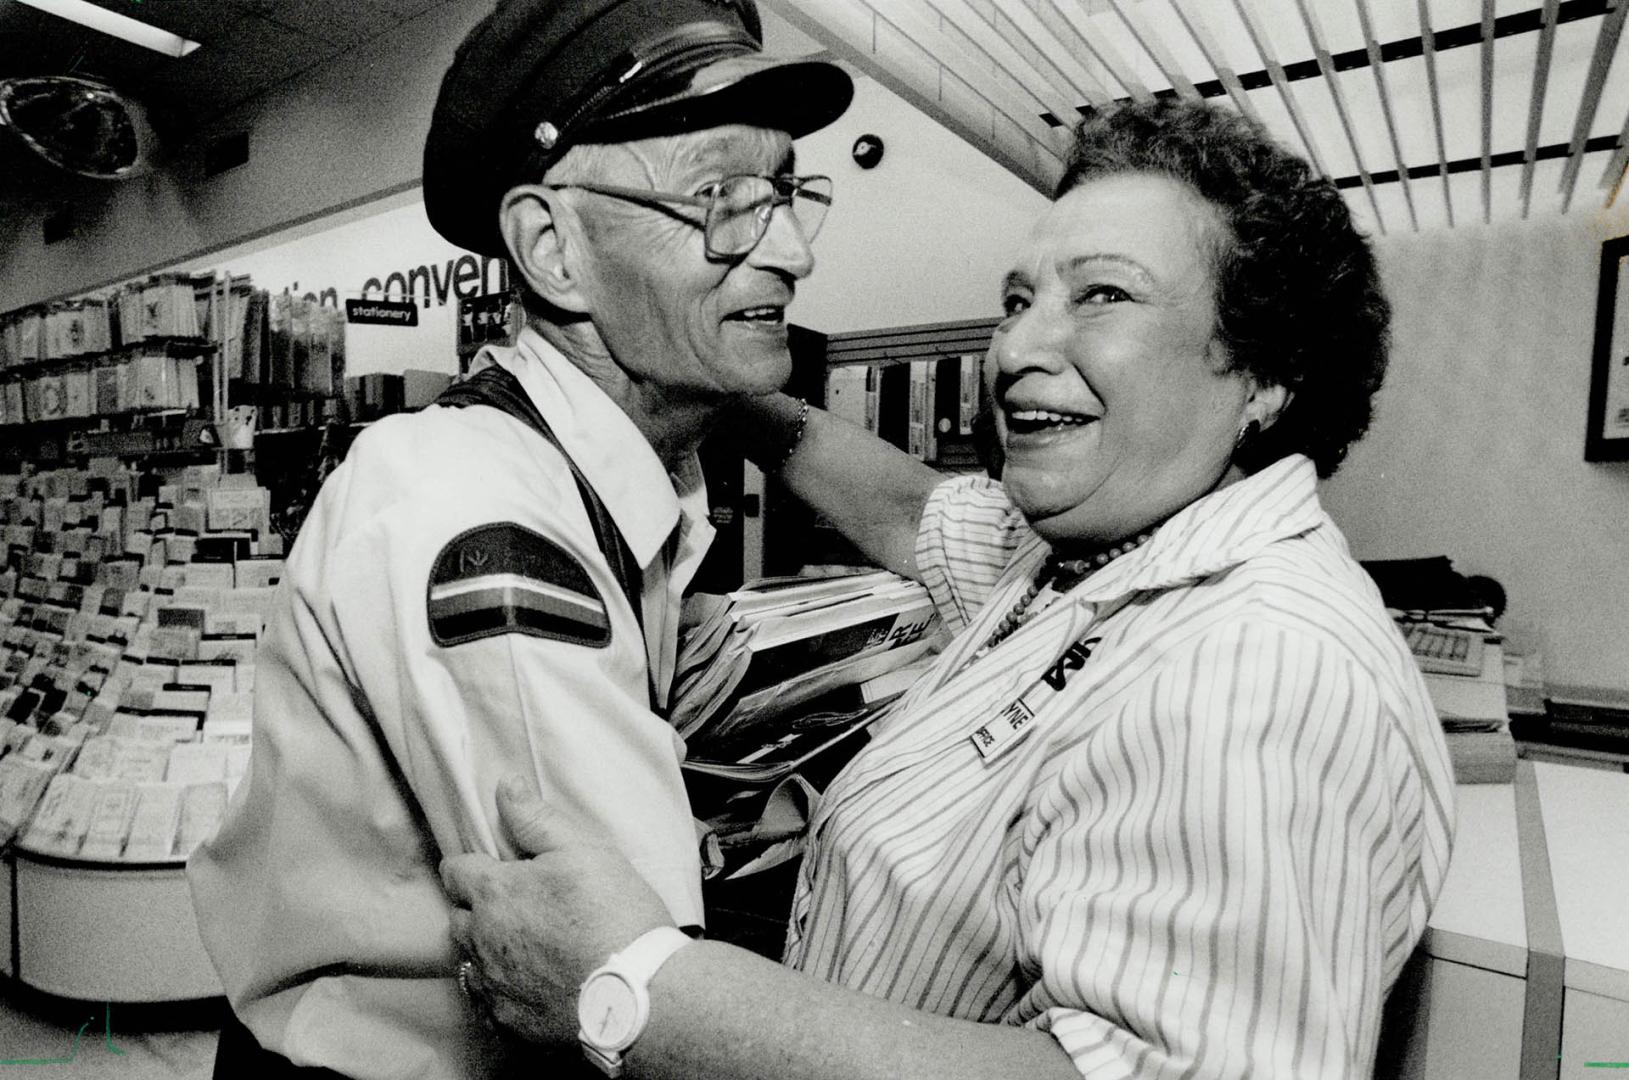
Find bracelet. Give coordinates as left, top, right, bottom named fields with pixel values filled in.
left=776, top=397, right=810, bottom=471
left=737, top=396, right=810, bottom=473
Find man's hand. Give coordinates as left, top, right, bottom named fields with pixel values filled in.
left=441, top=777, right=673, bottom=1045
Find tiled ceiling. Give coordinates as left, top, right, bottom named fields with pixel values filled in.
left=0, top=0, right=450, bottom=133
left=764, top=0, right=1629, bottom=232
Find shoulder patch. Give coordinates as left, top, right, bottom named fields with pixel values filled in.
left=427, top=523, right=610, bottom=649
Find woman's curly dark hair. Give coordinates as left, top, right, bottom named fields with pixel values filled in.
left=1058, top=98, right=1390, bottom=478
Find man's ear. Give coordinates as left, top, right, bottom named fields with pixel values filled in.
left=1244, top=379, right=1292, bottom=433
left=500, top=185, right=590, bottom=315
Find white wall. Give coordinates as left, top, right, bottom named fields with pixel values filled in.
left=783, top=76, right=1048, bottom=331
left=1322, top=208, right=1629, bottom=698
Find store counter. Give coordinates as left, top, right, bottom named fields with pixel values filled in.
left=0, top=850, right=221, bottom=1003
left=1541, top=764, right=1629, bottom=1078
left=1380, top=760, right=1629, bottom=1080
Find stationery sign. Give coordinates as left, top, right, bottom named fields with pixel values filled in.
left=345, top=298, right=419, bottom=327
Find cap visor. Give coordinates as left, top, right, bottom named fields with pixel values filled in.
left=587, top=54, right=854, bottom=143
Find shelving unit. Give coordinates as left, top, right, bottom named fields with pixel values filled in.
left=823, top=317, right=1000, bottom=371
left=0, top=449, right=273, bottom=1001
left=0, top=349, right=216, bottom=458
left=751, top=319, right=1001, bottom=578
left=0, top=273, right=284, bottom=1005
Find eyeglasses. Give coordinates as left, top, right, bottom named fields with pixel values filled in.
left=552, top=173, right=833, bottom=259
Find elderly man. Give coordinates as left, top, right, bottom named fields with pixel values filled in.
left=186, top=0, right=851, bottom=1076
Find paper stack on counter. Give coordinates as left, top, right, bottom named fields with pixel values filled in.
left=673, top=572, right=945, bottom=784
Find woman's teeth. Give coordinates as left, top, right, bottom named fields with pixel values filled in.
left=1008, top=408, right=1093, bottom=432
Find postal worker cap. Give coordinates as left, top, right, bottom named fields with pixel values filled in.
left=424, top=0, right=855, bottom=256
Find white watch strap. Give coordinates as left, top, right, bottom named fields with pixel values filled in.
left=578, top=926, right=694, bottom=1076
left=605, top=925, right=693, bottom=987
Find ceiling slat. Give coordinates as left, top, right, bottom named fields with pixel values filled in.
left=1414, top=0, right=1455, bottom=226
left=1289, top=0, right=1388, bottom=232
left=968, top=0, right=1116, bottom=111
left=1480, top=0, right=1496, bottom=223
left=1032, top=0, right=1155, bottom=104
left=1599, top=104, right=1629, bottom=203
left=1561, top=0, right=1627, bottom=209
left=1165, top=0, right=1265, bottom=124
left=862, top=0, right=1069, bottom=149
left=1105, top=0, right=1202, bottom=100
left=1519, top=0, right=1564, bottom=217
left=1229, top=0, right=1331, bottom=178
left=1354, top=0, right=1420, bottom=230
left=916, top=0, right=1081, bottom=129
left=759, top=0, right=1063, bottom=194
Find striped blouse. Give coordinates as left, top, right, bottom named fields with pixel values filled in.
left=785, top=455, right=1456, bottom=1078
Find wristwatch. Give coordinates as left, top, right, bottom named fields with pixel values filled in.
left=577, top=926, right=693, bottom=1077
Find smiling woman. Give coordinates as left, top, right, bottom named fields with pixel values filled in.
left=1058, top=99, right=1392, bottom=482
left=443, top=97, right=1455, bottom=1080
left=989, top=171, right=1263, bottom=546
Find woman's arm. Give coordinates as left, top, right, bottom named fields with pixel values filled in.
left=443, top=780, right=1080, bottom=1080
left=728, top=392, right=943, bottom=580
left=634, top=940, right=1078, bottom=1080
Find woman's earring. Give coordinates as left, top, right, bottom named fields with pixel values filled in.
left=1233, top=419, right=1261, bottom=466
left=1234, top=419, right=1260, bottom=452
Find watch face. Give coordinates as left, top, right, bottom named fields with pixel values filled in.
left=578, top=972, right=642, bottom=1051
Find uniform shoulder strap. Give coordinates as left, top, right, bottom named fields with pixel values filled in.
left=435, top=366, right=644, bottom=633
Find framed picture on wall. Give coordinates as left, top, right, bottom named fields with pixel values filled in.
left=1587, top=235, right=1629, bottom=461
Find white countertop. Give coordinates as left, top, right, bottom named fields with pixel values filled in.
left=1533, top=761, right=1629, bottom=1002
left=1426, top=781, right=1528, bottom=976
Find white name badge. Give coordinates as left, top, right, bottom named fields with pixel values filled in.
left=966, top=602, right=1105, bottom=765
left=969, top=698, right=1035, bottom=762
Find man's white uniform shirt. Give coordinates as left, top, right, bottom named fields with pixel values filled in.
left=787, top=454, right=1456, bottom=1078
left=188, top=327, right=712, bottom=1078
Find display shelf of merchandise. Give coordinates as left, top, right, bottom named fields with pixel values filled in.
left=0, top=456, right=277, bottom=1003
left=0, top=350, right=213, bottom=430
left=0, top=273, right=349, bottom=440
left=0, top=406, right=197, bottom=431
left=0, top=273, right=352, bottom=1004
left=0, top=416, right=226, bottom=476
left=0, top=276, right=208, bottom=370
left=73, top=415, right=225, bottom=458
left=0, top=335, right=216, bottom=378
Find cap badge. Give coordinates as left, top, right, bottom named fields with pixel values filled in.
left=533, top=120, right=560, bottom=150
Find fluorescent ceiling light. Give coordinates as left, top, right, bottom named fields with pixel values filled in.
left=16, top=0, right=202, bottom=58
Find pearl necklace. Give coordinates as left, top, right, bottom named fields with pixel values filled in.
left=972, top=532, right=1154, bottom=660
